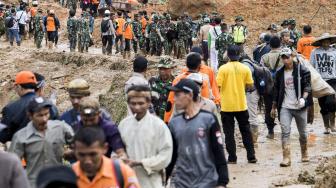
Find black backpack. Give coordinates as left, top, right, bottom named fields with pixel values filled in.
left=242, top=57, right=274, bottom=96
left=101, top=19, right=110, bottom=33
left=6, top=17, right=14, bottom=28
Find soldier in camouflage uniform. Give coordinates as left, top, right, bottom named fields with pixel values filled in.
left=67, top=9, right=78, bottom=52
left=161, top=14, right=176, bottom=56
left=33, top=8, right=44, bottom=49
left=67, top=0, right=77, bottom=14
left=146, top=15, right=161, bottom=56
left=78, top=12, right=91, bottom=53
left=4, top=5, right=11, bottom=41
left=131, top=14, right=142, bottom=54
left=215, top=23, right=234, bottom=68
left=149, top=56, right=175, bottom=120
left=176, top=14, right=191, bottom=59
left=288, top=18, right=301, bottom=49
left=0, top=8, right=6, bottom=38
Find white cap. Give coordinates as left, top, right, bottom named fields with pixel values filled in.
left=32, top=0, right=38, bottom=5
left=104, top=10, right=110, bottom=15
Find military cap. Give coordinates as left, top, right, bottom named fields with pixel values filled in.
left=267, top=23, right=278, bottom=31
left=67, top=78, right=90, bottom=96
left=288, top=18, right=296, bottom=25
left=235, top=15, right=244, bottom=21
left=158, top=56, right=175, bottom=69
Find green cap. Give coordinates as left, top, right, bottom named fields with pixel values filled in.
left=288, top=18, right=296, bottom=25
left=235, top=15, right=244, bottom=21
left=158, top=56, right=175, bottom=68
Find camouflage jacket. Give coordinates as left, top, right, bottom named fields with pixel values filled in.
left=176, top=21, right=191, bottom=40
left=147, top=22, right=160, bottom=39
left=132, top=20, right=142, bottom=38
left=67, top=16, right=78, bottom=37
left=215, top=32, right=234, bottom=51
left=161, top=22, right=176, bottom=36
left=149, top=75, right=174, bottom=120
left=34, top=13, right=44, bottom=32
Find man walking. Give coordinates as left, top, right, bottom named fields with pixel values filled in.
left=208, top=17, right=222, bottom=72
left=297, top=25, right=315, bottom=61
left=216, top=45, right=257, bottom=164
left=119, top=85, right=173, bottom=188
left=101, top=10, right=115, bottom=55
left=167, top=79, right=229, bottom=188
left=199, top=17, right=211, bottom=63
left=67, top=9, right=78, bottom=52
left=271, top=48, right=312, bottom=167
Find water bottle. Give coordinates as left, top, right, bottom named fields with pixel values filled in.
left=260, top=80, right=265, bottom=87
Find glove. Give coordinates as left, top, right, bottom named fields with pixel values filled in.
left=298, top=98, right=306, bottom=108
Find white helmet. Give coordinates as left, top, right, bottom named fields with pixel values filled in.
left=32, top=0, right=38, bottom=5
left=104, top=10, right=110, bottom=15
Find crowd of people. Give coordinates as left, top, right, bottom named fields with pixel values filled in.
left=1, top=1, right=336, bottom=188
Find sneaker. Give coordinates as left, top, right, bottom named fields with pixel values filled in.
left=324, top=129, right=331, bottom=134
left=248, top=158, right=258, bottom=163
left=227, top=160, right=237, bottom=164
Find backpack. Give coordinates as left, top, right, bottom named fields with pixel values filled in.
left=243, top=57, right=273, bottom=96
left=112, top=160, right=124, bottom=188
left=101, top=19, right=110, bottom=33
left=6, top=17, right=14, bottom=28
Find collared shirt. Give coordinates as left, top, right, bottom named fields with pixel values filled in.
left=73, top=156, right=140, bottom=188
left=125, top=72, right=149, bottom=93
left=216, top=61, right=254, bottom=112
left=119, top=112, right=173, bottom=188
left=9, top=120, right=74, bottom=187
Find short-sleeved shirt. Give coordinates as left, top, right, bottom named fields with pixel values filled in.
left=73, top=156, right=140, bottom=188
left=216, top=61, right=254, bottom=112
left=297, top=36, right=315, bottom=60
left=9, top=120, right=74, bottom=186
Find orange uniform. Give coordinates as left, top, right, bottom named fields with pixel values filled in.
left=140, top=17, right=147, bottom=34
left=30, top=7, right=37, bottom=17
left=116, top=18, right=126, bottom=36
left=123, top=23, right=133, bottom=40
left=46, top=16, right=56, bottom=32
left=182, top=64, right=221, bottom=104
left=73, top=156, right=140, bottom=188
left=297, top=35, right=316, bottom=60
left=164, top=71, right=213, bottom=123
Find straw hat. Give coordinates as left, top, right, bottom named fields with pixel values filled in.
left=312, top=33, right=336, bottom=47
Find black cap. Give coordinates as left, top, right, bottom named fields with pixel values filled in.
left=167, top=79, right=200, bottom=97
left=27, top=97, right=52, bottom=113
left=191, top=46, right=203, bottom=55
left=36, top=165, right=77, bottom=188
left=227, top=45, right=241, bottom=61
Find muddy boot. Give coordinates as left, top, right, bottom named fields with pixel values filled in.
left=17, top=41, right=21, bottom=46
left=300, top=142, right=309, bottom=162
left=322, top=114, right=331, bottom=134
left=329, top=113, right=336, bottom=132
left=280, top=144, right=291, bottom=167
left=122, top=51, right=126, bottom=59
left=251, top=127, right=259, bottom=148
left=127, top=51, right=131, bottom=59
left=48, top=42, right=53, bottom=49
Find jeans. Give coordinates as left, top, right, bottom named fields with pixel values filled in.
left=264, top=93, right=276, bottom=134
left=247, top=90, right=260, bottom=129
left=9, top=29, right=20, bottom=44
left=280, top=108, right=308, bottom=145
left=221, top=111, right=256, bottom=162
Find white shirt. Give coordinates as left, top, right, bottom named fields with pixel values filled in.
left=282, top=69, right=299, bottom=109
left=208, top=25, right=222, bottom=49
left=119, top=112, right=173, bottom=188
left=16, top=10, right=27, bottom=25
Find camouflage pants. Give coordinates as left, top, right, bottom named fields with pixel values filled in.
left=69, top=34, right=77, bottom=52
left=163, top=38, right=174, bottom=55
left=149, top=37, right=162, bottom=56
left=176, top=38, right=187, bottom=59
left=35, top=32, right=44, bottom=49
left=78, top=34, right=90, bottom=53
left=218, top=49, right=226, bottom=68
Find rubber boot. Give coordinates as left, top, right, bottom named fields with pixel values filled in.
left=300, top=141, right=309, bottom=162
left=322, top=114, right=331, bottom=134
left=329, top=113, right=336, bottom=132
left=251, top=126, right=259, bottom=148
left=280, top=144, right=291, bottom=167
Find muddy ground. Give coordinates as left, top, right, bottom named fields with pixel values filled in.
left=1, top=1, right=336, bottom=187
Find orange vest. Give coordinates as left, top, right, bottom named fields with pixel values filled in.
left=164, top=72, right=213, bottom=123
left=123, top=23, right=133, bottom=39
left=31, top=8, right=37, bottom=17
left=141, top=17, right=147, bottom=34
left=46, top=16, right=56, bottom=32
left=116, top=18, right=125, bottom=35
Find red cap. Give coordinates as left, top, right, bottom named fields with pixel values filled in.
left=15, top=71, right=37, bottom=85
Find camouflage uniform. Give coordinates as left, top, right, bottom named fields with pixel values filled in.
left=215, top=32, right=234, bottom=68
left=288, top=19, right=301, bottom=49
left=67, top=16, right=78, bottom=52
left=4, top=9, right=11, bottom=41
left=0, top=13, right=6, bottom=37
left=131, top=17, right=142, bottom=54
left=176, top=18, right=191, bottom=59
left=33, top=12, right=44, bottom=49
left=78, top=13, right=91, bottom=53
left=149, top=57, right=175, bottom=120
left=147, top=16, right=161, bottom=56
left=161, top=15, right=176, bottom=55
